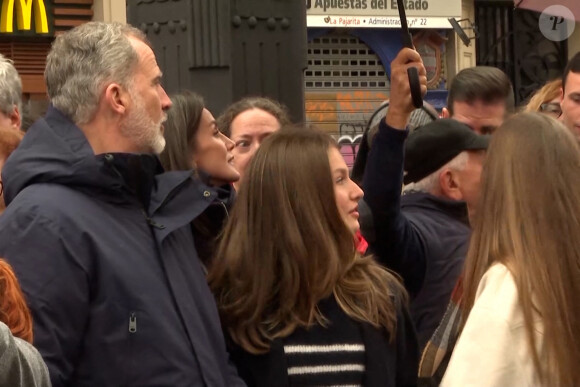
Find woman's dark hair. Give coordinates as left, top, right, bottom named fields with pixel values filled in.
left=160, top=91, right=205, bottom=171
left=160, top=91, right=225, bottom=267
left=216, top=97, right=291, bottom=137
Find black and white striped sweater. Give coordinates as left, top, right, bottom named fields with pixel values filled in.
left=228, top=295, right=419, bottom=387
left=284, top=343, right=365, bottom=386
left=283, top=297, right=366, bottom=386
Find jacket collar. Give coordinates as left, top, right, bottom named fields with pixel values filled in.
left=4, top=106, right=213, bottom=221
left=401, top=191, right=470, bottom=226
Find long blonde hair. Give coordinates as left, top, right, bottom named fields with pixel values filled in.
left=208, top=128, right=405, bottom=354
left=462, top=112, right=580, bottom=385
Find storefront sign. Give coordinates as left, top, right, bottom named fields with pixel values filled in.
left=306, top=0, right=461, bottom=28
left=1, top=0, right=50, bottom=34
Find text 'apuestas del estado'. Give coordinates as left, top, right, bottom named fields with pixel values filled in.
left=309, top=0, right=429, bottom=12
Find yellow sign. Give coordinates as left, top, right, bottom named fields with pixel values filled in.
left=0, top=0, right=49, bottom=34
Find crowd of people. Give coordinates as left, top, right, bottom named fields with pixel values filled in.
left=0, top=20, right=577, bottom=387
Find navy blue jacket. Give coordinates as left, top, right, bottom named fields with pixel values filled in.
left=362, top=120, right=470, bottom=351
left=0, top=107, right=245, bottom=386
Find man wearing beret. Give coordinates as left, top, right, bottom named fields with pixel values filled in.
left=362, top=49, right=489, bottom=353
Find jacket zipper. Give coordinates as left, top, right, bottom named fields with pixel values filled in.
left=141, top=209, right=166, bottom=229
left=129, top=313, right=137, bottom=333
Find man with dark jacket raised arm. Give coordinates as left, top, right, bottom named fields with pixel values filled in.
left=363, top=49, right=489, bottom=351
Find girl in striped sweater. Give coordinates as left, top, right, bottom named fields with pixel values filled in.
left=209, top=128, right=418, bottom=387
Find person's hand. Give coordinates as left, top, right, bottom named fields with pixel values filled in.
left=385, top=48, right=427, bottom=130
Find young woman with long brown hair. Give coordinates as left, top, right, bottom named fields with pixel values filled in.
left=208, top=128, right=418, bottom=386
left=442, top=112, right=580, bottom=386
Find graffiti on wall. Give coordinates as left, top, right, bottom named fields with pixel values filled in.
left=305, top=90, right=387, bottom=168
left=337, top=122, right=366, bottom=166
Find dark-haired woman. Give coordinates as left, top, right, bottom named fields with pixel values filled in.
left=160, top=91, right=240, bottom=266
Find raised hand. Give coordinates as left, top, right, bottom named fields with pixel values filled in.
left=385, top=48, right=428, bottom=130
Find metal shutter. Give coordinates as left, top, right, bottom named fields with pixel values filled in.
left=305, top=31, right=390, bottom=167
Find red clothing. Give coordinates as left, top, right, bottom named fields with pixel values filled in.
left=355, top=231, right=368, bottom=254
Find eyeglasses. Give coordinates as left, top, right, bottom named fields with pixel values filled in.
left=539, top=102, right=562, bottom=118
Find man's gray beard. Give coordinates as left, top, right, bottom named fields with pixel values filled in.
left=120, top=96, right=166, bottom=154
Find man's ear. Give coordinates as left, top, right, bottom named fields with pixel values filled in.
left=441, top=107, right=450, bottom=119
left=439, top=168, right=463, bottom=201
left=8, top=106, right=20, bottom=130
left=560, top=87, right=564, bottom=103
left=103, top=83, right=130, bottom=115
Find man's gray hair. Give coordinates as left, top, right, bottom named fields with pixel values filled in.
left=403, top=151, right=468, bottom=194
left=0, top=54, right=22, bottom=117
left=45, top=21, right=148, bottom=125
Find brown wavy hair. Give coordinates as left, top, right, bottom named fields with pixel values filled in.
left=0, top=259, right=32, bottom=343
left=462, top=112, right=580, bottom=385
left=208, top=127, right=405, bottom=354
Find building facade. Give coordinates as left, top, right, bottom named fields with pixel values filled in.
left=305, top=0, right=472, bottom=165
left=5, top=1, right=580, bottom=141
